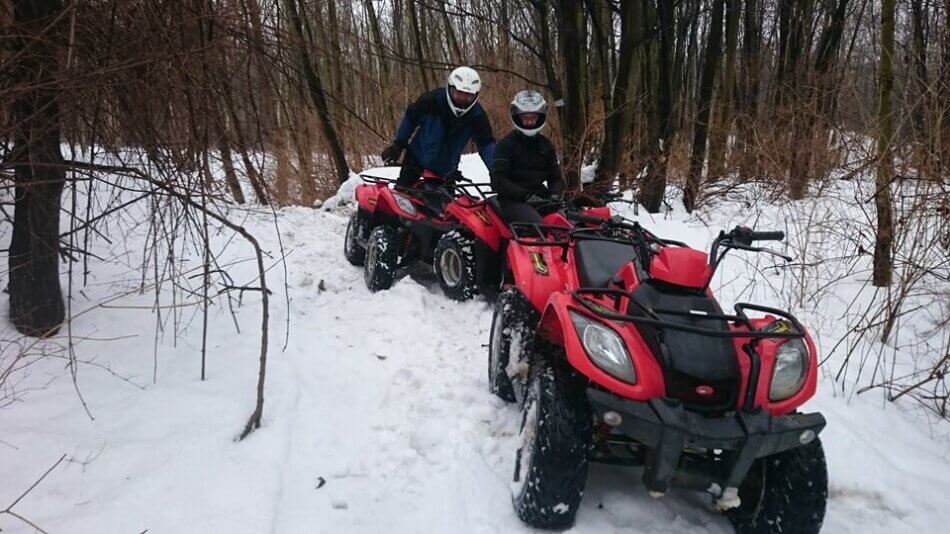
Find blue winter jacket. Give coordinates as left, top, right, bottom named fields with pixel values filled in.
left=395, top=89, right=496, bottom=176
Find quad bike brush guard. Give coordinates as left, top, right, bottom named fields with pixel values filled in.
left=490, top=217, right=828, bottom=533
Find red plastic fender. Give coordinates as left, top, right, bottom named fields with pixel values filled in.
left=731, top=317, right=819, bottom=415
left=539, top=292, right=666, bottom=401
left=649, top=247, right=712, bottom=289
left=445, top=199, right=509, bottom=251
left=355, top=183, right=383, bottom=214
left=507, top=242, right=570, bottom=312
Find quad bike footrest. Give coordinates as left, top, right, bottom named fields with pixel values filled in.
left=587, top=389, right=826, bottom=493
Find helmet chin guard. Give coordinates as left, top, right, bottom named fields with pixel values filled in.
left=510, top=90, right=548, bottom=136
left=446, top=66, right=481, bottom=117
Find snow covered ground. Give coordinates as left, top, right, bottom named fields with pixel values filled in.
left=1, top=155, right=949, bottom=533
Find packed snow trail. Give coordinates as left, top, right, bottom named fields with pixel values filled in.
left=2, top=158, right=950, bottom=533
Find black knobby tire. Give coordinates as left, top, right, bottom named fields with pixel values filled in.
left=726, top=438, right=828, bottom=534
left=343, top=210, right=369, bottom=266
left=364, top=225, right=399, bottom=292
left=488, top=289, right=536, bottom=403
left=433, top=230, right=478, bottom=301
left=512, top=351, right=592, bottom=530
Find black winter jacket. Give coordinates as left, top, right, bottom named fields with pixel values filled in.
left=489, top=131, right=565, bottom=201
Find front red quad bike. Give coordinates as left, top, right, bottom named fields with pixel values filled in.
left=346, top=170, right=458, bottom=292
left=489, top=217, right=828, bottom=533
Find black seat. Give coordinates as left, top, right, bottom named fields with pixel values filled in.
left=574, top=239, right=638, bottom=288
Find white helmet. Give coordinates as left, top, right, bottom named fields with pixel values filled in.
left=446, top=66, right=481, bottom=117
left=510, top=90, right=548, bottom=136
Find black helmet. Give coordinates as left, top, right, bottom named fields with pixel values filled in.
left=510, top=90, right=547, bottom=136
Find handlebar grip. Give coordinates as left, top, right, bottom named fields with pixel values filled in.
left=566, top=211, right=606, bottom=225
left=750, top=230, right=784, bottom=241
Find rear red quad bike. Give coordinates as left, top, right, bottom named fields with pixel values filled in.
left=431, top=188, right=612, bottom=301
left=488, top=215, right=827, bottom=532
left=344, top=170, right=460, bottom=292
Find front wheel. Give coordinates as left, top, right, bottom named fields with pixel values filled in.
left=343, top=210, right=369, bottom=266
left=488, top=289, right=536, bottom=403
left=364, top=226, right=399, bottom=292
left=433, top=230, right=477, bottom=301
left=511, top=351, right=592, bottom=530
left=726, top=438, right=828, bottom=534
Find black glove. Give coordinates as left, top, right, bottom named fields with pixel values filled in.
left=381, top=141, right=406, bottom=164
left=446, top=170, right=464, bottom=184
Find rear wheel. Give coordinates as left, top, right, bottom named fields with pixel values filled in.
left=364, top=225, right=399, bottom=292
left=434, top=230, right=477, bottom=301
left=343, top=210, right=369, bottom=266
left=488, top=289, right=536, bottom=402
left=511, top=350, right=592, bottom=530
left=726, top=439, right=828, bottom=534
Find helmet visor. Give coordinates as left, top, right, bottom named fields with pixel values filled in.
left=513, top=112, right=546, bottom=131
left=449, top=86, right=477, bottom=109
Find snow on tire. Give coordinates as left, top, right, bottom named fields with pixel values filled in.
left=726, top=438, right=828, bottom=534
left=364, top=225, right=399, bottom=292
left=343, top=210, right=369, bottom=266
left=511, top=350, right=592, bottom=530
left=489, top=288, right=536, bottom=403
left=433, top=230, right=478, bottom=301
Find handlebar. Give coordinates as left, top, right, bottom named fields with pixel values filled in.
left=566, top=211, right=607, bottom=225
left=750, top=230, right=784, bottom=241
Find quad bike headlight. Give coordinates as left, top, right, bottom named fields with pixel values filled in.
left=394, top=194, right=417, bottom=216
left=769, top=338, right=808, bottom=401
left=569, top=311, right=636, bottom=384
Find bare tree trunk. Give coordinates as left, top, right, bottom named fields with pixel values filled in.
left=213, top=109, right=246, bottom=204
left=407, top=1, right=432, bottom=88
left=439, top=0, right=464, bottom=63
left=737, top=0, right=762, bottom=180
left=557, top=0, right=588, bottom=190
left=684, top=0, right=725, bottom=212
left=873, top=0, right=895, bottom=287
left=8, top=0, right=66, bottom=337
left=707, top=0, right=739, bottom=183
left=593, top=0, right=640, bottom=188
left=285, top=0, right=350, bottom=184
left=640, top=0, right=675, bottom=213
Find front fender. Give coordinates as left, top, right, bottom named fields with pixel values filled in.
left=540, top=292, right=666, bottom=402
left=445, top=200, right=509, bottom=251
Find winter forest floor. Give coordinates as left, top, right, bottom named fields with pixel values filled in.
left=1, top=156, right=949, bottom=533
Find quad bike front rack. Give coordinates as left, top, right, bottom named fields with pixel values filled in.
left=572, top=287, right=806, bottom=414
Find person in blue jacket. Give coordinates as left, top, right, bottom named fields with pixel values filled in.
left=381, top=67, right=496, bottom=187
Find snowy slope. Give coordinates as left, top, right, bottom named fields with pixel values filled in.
left=1, top=155, right=949, bottom=533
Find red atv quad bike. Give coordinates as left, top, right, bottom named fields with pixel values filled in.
left=488, top=215, right=827, bottom=533
left=431, top=189, right=612, bottom=301
left=344, top=169, right=459, bottom=292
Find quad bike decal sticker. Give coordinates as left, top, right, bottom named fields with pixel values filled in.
left=367, top=197, right=377, bottom=206
left=529, top=252, right=549, bottom=276
left=476, top=209, right=492, bottom=226
left=763, top=319, right=792, bottom=333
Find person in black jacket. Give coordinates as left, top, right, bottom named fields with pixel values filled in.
left=490, top=90, right=564, bottom=224
left=380, top=66, right=495, bottom=188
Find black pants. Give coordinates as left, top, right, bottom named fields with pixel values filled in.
left=498, top=198, right=543, bottom=224
left=396, top=151, right=423, bottom=188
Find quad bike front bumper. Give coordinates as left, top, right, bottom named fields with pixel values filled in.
left=587, top=389, right=826, bottom=495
